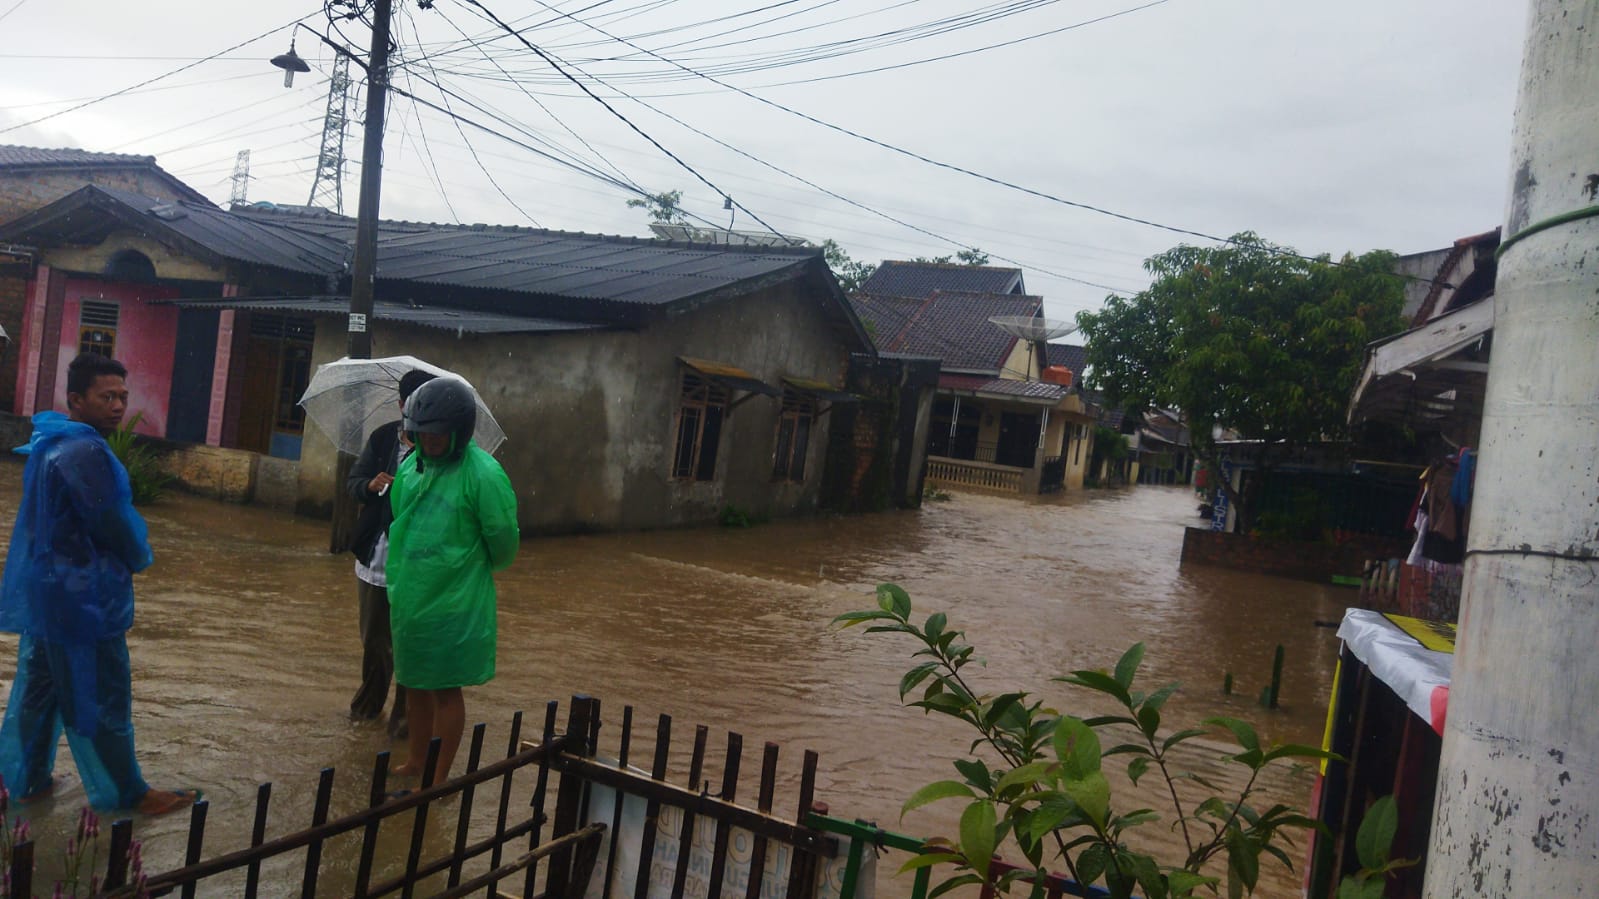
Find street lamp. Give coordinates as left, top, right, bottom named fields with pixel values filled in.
left=270, top=0, right=392, bottom=361
left=269, top=40, right=310, bottom=87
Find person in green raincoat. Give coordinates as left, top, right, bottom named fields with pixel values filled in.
left=386, top=377, right=519, bottom=784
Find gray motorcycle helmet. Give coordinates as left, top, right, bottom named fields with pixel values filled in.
left=403, top=377, right=476, bottom=463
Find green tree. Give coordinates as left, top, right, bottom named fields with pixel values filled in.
left=1076, top=233, right=1405, bottom=530
left=912, top=248, right=991, bottom=266
left=822, top=239, right=877, bottom=293
left=626, top=189, right=687, bottom=224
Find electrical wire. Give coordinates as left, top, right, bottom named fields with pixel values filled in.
left=0, top=12, right=320, bottom=137
left=434, top=3, right=638, bottom=211
left=0, top=0, right=31, bottom=26
left=558, top=45, right=1132, bottom=295
left=458, top=0, right=793, bottom=243
left=392, top=12, right=462, bottom=222
left=518, top=1, right=1445, bottom=285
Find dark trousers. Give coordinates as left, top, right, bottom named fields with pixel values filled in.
left=351, top=579, right=407, bottom=736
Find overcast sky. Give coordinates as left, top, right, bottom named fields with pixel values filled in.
left=0, top=0, right=1529, bottom=321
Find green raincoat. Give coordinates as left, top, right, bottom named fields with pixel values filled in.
left=388, top=442, right=519, bottom=690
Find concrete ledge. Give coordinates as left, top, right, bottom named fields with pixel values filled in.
left=1180, top=526, right=1409, bottom=583
left=0, top=412, right=298, bottom=506
left=148, top=441, right=260, bottom=504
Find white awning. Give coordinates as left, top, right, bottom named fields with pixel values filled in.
left=1349, top=300, right=1493, bottom=426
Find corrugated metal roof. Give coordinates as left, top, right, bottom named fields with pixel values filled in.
left=679, top=356, right=781, bottom=396
left=781, top=376, right=855, bottom=404
left=231, top=205, right=815, bottom=306
left=2, top=187, right=869, bottom=349
left=851, top=290, right=1040, bottom=373
left=858, top=260, right=1024, bottom=298
left=939, top=374, right=1068, bottom=404
left=164, top=296, right=599, bottom=335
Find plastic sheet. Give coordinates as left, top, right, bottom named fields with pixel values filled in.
left=1336, top=608, right=1453, bottom=734
left=388, top=443, right=519, bottom=690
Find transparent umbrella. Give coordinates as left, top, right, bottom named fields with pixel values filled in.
left=297, top=355, right=506, bottom=455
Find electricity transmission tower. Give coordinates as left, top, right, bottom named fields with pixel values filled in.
left=229, top=150, right=250, bottom=207
left=308, top=54, right=352, bottom=212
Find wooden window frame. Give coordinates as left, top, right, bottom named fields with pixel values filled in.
left=672, top=373, right=729, bottom=481
left=78, top=300, right=120, bottom=358
left=771, top=389, right=816, bottom=483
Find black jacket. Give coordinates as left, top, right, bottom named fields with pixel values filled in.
left=348, top=422, right=405, bottom=566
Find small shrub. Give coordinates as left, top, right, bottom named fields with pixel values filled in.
left=105, top=412, right=172, bottom=505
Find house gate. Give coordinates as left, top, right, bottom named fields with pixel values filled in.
left=2, top=696, right=836, bottom=899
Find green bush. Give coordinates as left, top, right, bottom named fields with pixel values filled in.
left=837, top=584, right=1336, bottom=898
left=105, top=413, right=172, bottom=505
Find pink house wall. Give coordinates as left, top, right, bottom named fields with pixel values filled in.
left=49, top=279, right=180, bottom=437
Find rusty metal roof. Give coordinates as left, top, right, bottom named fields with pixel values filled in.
left=679, top=356, right=781, bottom=396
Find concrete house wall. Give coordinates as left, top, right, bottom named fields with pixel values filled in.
left=296, top=276, right=850, bottom=534
left=0, top=166, right=205, bottom=413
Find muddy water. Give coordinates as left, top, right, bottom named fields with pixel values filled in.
left=0, top=460, right=1354, bottom=896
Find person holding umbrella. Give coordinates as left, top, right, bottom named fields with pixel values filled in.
left=386, top=378, right=519, bottom=783
left=346, top=369, right=436, bottom=738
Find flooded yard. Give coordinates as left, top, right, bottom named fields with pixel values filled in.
left=0, top=459, right=1354, bottom=896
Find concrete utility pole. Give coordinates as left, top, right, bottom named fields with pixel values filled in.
left=346, top=0, right=392, bottom=361
left=1424, top=2, right=1599, bottom=896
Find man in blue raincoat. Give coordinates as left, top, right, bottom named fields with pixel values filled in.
left=0, top=353, right=196, bottom=814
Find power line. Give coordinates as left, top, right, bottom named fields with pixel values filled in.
left=566, top=47, right=1131, bottom=295
left=522, top=1, right=1445, bottom=285
left=0, top=13, right=318, bottom=137
left=0, top=0, right=31, bottom=26
left=400, top=4, right=539, bottom=225
left=433, top=3, right=639, bottom=205
left=458, top=0, right=793, bottom=243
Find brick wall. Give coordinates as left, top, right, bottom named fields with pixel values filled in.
left=1179, top=526, right=1410, bottom=583
left=0, top=168, right=199, bottom=226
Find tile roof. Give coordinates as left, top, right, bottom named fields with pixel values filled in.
left=851, top=290, right=1041, bottom=372
left=0, top=146, right=212, bottom=205
left=0, top=145, right=159, bottom=168
left=858, top=260, right=1024, bottom=298
left=1046, top=343, right=1089, bottom=381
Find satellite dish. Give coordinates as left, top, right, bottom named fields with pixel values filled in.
left=988, top=315, right=1078, bottom=341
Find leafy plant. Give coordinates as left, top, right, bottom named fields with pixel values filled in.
left=836, top=584, right=1337, bottom=898
left=105, top=413, right=171, bottom=505
left=1337, top=796, right=1416, bottom=899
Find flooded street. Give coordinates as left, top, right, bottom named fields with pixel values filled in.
left=0, top=460, right=1354, bottom=896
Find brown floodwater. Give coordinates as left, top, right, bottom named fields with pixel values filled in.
left=0, top=460, right=1354, bottom=896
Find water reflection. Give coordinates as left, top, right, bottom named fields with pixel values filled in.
left=0, top=461, right=1351, bottom=896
